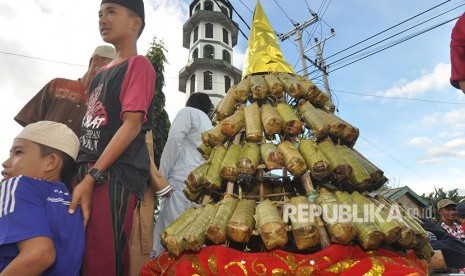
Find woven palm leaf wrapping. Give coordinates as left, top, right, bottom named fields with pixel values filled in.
left=237, top=142, right=260, bottom=175
left=244, top=102, right=263, bottom=142
left=299, top=139, right=331, bottom=180
left=276, top=102, right=303, bottom=136
left=255, top=199, right=288, bottom=250
left=288, top=196, right=320, bottom=250
left=220, top=108, right=245, bottom=137
left=261, top=103, right=283, bottom=135
left=250, top=74, right=269, bottom=100
left=260, top=142, right=284, bottom=170
left=227, top=199, right=256, bottom=243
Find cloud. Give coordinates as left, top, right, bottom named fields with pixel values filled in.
left=408, top=137, right=433, bottom=147
left=377, top=63, right=450, bottom=98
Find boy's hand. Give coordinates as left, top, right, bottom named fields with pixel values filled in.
left=69, top=175, right=95, bottom=228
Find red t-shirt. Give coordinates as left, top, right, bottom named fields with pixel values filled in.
left=450, top=13, right=465, bottom=89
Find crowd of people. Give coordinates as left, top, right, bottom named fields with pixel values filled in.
left=1, top=0, right=465, bottom=275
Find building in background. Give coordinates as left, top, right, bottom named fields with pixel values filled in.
left=178, top=0, right=242, bottom=106
left=371, top=186, right=429, bottom=218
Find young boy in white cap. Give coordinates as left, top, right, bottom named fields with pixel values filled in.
left=68, top=0, right=155, bottom=275
left=15, top=45, right=115, bottom=136
left=0, top=121, right=85, bottom=275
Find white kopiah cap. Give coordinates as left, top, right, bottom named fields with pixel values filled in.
left=15, top=121, right=80, bottom=161
left=92, top=45, right=115, bottom=59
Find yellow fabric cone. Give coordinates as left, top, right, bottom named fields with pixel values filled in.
left=242, top=0, right=294, bottom=77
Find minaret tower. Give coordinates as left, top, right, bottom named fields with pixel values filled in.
left=179, top=0, right=242, bottom=106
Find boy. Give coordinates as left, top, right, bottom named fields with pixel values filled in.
left=68, top=0, right=155, bottom=275
left=0, top=121, right=85, bottom=275
left=14, top=45, right=115, bottom=136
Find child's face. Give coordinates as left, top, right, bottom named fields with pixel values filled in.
left=99, top=3, right=137, bottom=44
left=1, top=139, right=46, bottom=181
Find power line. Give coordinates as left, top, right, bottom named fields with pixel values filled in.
left=272, top=0, right=297, bottom=25
left=326, top=5, right=462, bottom=69
left=0, top=51, right=86, bottom=67
left=332, top=88, right=465, bottom=105
left=325, top=0, right=454, bottom=61
left=327, top=16, right=459, bottom=74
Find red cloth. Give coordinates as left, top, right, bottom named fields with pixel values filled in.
left=140, top=244, right=427, bottom=275
left=450, top=13, right=465, bottom=89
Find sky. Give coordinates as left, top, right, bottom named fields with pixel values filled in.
left=0, top=0, right=464, bottom=196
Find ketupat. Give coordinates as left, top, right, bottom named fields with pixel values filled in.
left=287, top=196, right=320, bottom=250
left=261, top=103, right=283, bottom=135
left=368, top=196, right=416, bottom=249
left=351, top=191, right=401, bottom=245
left=336, top=145, right=371, bottom=191
left=233, top=77, right=250, bottom=103
left=204, top=145, right=227, bottom=190
left=216, top=85, right=238, bottom=119
left=250, top=74, right=269, bottom=100
left=182, top=204, right=218, bottom=252
left=264, top=73, right=284, bottom=98
left=163, top=207, right=203, bottom=256
left=244, top=102, right=263, bottom=142
left=260, top=142, right=284, bottom=171
left=334, top=191, right=385, bottom=250
left=227, top=199, right=256, bottom=243
left=220, top=108, right=245, bottom=137
left=255, top=199, right=288, bottom=250
left=276, top=102, right=303, bottom=136
left=278, top=140, right=307, bottom=177
left=318, top=140, right=352, bottom=183
left=237, top=142, right=260, bottom=175
left=206, top=196, right=239, bottom=244
left=299, top=139, right=331, bottom=180
left=315, top=188, right=357, bottom=245
left=277, top=72, right=305, bottom=98
left=297, top=100, right=330, bottom=139
left=185, top=162, right=209, bottom=191
left=207, top=123, right=227, bottom=146
left=220, top=144, right=242, bottom=181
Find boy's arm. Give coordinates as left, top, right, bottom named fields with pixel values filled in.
left=1, top=237, right=55, bottom=276
left=69, top=111, right=144, bottom=226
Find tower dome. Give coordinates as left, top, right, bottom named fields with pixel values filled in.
left=178, top=0, right=242, bottom=106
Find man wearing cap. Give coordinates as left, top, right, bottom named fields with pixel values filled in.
left=14, top=45, right=115, bottom=136
left=0, top=121, right=85, bottom=275
left=437, top=198, right=465, bottom=240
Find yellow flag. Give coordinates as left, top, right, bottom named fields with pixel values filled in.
left=242, top=0, right=294, bottom=77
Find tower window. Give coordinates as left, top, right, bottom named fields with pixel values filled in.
left=205, top=23, right=213, bottom=38
left=204, top=71, right=213, bottom=90
left=224, top=76, right=231, bottom=93
left=194, top=4, right=200, bottom=13
left=192, top=48, right=198, bottom=59
left=190, top=74, right=196, bottom=93
left=204, top=0, right=213, bottom=11
left=193, top=26, right=198, bottom=43
left=223, top=28, right=229, bottom=44
left=204, top=44, right=214, bottom=59
left=222, top=50, right=231, bottom=63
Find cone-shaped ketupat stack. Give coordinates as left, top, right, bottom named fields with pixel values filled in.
left=156, top=2, right=429, bottom=270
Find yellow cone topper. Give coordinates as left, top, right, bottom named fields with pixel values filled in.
left=242, top=0, right=295, bottom=77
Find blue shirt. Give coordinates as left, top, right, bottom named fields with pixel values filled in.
left=0, top=176, right=85, bottom=275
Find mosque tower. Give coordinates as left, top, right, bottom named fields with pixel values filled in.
left=178, top=0, right=242, bottom=106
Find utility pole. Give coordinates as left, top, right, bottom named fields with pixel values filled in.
left=278, top=16, right=318, bottom=79
left=306, top=30, right=335, bottom=102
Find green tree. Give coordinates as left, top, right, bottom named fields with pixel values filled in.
left=146, top=37, right=171, bottom=167
left=421, top=187, right=465, bottom=220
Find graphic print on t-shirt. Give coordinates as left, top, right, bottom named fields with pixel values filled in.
left=82, top=83, right=108, bottom=152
